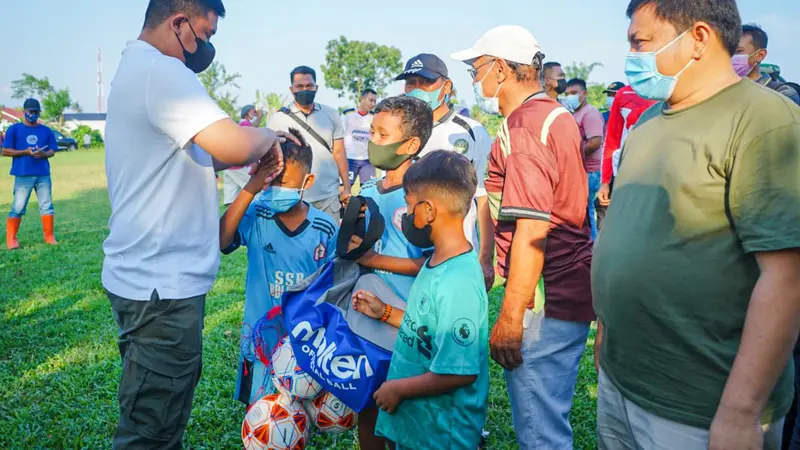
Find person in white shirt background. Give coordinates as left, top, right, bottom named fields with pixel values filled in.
left=83, top=133, right=92, bottom=149
left=395, top=53, right=496, bottom=291
left=102, top=0, right=291, bottom=447
left=342, top=88, right=377, bottom=188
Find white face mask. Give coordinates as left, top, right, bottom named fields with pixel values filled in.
left=473, top=62, right=503, bottom=115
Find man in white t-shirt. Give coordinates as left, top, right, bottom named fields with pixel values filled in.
left=342, top=88, right=377, bottom=189
left=396, top=53, right=495, bottom=290
left=102, top=1, right=287, bottom=447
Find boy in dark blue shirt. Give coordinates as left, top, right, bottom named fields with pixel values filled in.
left=219, top=128, right=338, bottom=405
left=2, top=98, right=58, bottom=249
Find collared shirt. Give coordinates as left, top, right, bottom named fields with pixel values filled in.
left=267, top=103, right=344, bottom=202
left=421, top=108, right=492, bottom=249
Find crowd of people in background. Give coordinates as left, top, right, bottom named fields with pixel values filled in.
left=5, top=0, right=800, bottom=449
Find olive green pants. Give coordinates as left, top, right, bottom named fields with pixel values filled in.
left=108, top=290, right=205, bottom=450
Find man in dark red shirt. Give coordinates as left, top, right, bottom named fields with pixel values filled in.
left=453, top=25, right=594, bottom=450
left=596, top=84, right=657, bottom=207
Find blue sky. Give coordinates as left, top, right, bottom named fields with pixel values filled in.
left=2, top=0, right=797, bottom=111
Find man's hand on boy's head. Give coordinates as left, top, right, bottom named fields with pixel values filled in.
left=374, top=380, right=404, bottom=414
left=352, top=290, right=386, bottom=320
left=274, top=130, right=301, bottom=146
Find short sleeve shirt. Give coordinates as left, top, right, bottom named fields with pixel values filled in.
left=267, top=103, right=344, bottom=202
left=420, top=109, right=492, bottom=249
left=342, top=108, right=373, bottom=160
left=485, top=94, right=594, bottom=322
left=375, top=251, right=489, bottom=450
left=573, top=103, right=605, bottom=172
left=360, top=178, right=425, bottom=300
left=3, top=122, right=58, bottom=176
left=102, top=40, right=228, bottom=300
left=223, top=203, right=337, bottom=361
left=593, top=80, right=800, bottom=428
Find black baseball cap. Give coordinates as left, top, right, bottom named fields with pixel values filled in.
left=603, top=82, right=625, bottom=94
left=395, top=54, right=449, bottom=81
left=23, top=98, right=41, bottom=112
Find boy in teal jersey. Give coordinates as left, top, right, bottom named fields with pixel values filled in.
left=219, top=128, right=338, bottom=405
left=351, top=96, right=434, bottom=449
left=353, top=150, right=489, bottom=450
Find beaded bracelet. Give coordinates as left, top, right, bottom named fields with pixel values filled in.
left=380, top=304, right=393, bottom=323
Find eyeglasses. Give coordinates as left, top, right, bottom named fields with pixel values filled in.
left=467, top=59, right=497, bottom=79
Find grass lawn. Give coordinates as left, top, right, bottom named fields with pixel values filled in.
left=0, top=150, right=598, bottom=449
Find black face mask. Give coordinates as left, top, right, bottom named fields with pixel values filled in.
left=175, top=20, right=215, bottom=74
left=294, top=90, right=317, bottom=107
left=555, top=79, right=567, bottom=95
left=401, top=202, right=434, bottom=249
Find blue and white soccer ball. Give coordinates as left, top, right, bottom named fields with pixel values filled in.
left=270, top=336, right=323, bottom=400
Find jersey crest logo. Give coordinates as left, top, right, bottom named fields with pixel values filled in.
left=313, top=243, right=327, bottom=261
left=452, top=318, right=477, bottom=347
left=26, top=135, right=38, bottom=146
left=453, top=138, right=469, bottom=154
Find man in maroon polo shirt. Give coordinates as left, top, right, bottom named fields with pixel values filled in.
left=453, top=25, right=594, bottom=449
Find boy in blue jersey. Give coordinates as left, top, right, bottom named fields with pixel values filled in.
left=353, top=150, right=489, bottom=450
left=219, top=128, right=338, bottom=406
left=354, top=96, right=433, bottom=449
left=3, top=98, right=59, bottom=249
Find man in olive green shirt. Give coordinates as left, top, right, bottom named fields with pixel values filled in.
left=593, top=1, right=800, bottom=449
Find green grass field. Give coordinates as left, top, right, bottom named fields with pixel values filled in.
left=0, top=150, right=598, bottom=449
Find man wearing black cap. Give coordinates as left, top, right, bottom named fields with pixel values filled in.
left=602, top=81, right=625, bottom=123
left=395, top=54, right=495, bottom=291
left=2, top=98, right=59, bottom=249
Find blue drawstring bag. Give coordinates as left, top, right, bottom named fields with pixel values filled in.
left=281, top=197, right=405, bottom=413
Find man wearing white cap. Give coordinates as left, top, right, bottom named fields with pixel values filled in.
left=453, top=25, right=594, bottom=449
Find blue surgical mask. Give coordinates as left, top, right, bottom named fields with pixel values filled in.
left=564, top=94, right=582, bottom=113
left=473, top=62, right=503, bottom=115
left=625, top=30, right=694, bottom=101
left=25, top=112, right=39, bottom=123
left=407, top=87, right=448, bottom=110
left=257, top=183, right=306, bottom=215
left=605, top=96, right=615, bottom=109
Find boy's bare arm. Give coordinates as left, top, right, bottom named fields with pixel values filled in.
left=374, top=373, right=478, bottom=414
left=219, top=188, right=257, bottom=250
left=358, top=252, right=425, bottom=276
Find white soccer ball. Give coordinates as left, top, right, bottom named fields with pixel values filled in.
left=270, top=336, right=323, bottom=400
left=302, top=390, right=358, bottom=434
left=242, top=393, right=310, bottom=450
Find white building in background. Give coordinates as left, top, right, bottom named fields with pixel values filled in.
left=63, top=113, right=107, bottom=138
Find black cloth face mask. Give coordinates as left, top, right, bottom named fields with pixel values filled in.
left=175, top=20, right=215, bottom=73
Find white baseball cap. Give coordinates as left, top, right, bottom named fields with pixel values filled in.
left=451, top=25, right=542, bottom=65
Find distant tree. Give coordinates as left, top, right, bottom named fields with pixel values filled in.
left=41, top=89, right=81, bottom=127
left=564, top=62, right=608, bottom=111
left=255, top=90, right=289, bottom=121
left=471, top=105, right=504, bottom=138
left=199, top=61, right=241, bottom=119
left=69, top=124, right=103, bottom=148
left=321, top=37, right=402, bottom=105
left=11, top=73, right=54, bottom=99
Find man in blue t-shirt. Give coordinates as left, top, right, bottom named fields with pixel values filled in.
left=2, top=98, right=58, bottom=249
left=219, top=128, right=338, bottom=405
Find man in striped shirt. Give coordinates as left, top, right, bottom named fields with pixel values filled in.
left=453, top=25, right=594, bottom=449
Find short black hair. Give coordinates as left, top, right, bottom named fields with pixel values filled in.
left=361, top=89, right=378, bottom=98
left=567, top=78, right=587, bottom=91
left=742, top=23, right=768, bottom=50
left=143, top=0, right=225, bottom=29
left=281, top=127, right=313, bottom=172
left=626, top=0, right=742, bottom=56
left=543, top=61, right=562, bottom=77
left=403, top=150, right=477, bottom=217
left=373, top=96, right=433, bottom=151
left=290, top=66, right=317, bottom=84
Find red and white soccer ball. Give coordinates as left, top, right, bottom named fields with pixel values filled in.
left=302, top=390, right=358, bottom=434
left=270, top=336, right=323, bottom=400
left=242, top=393, right=310, bottom=450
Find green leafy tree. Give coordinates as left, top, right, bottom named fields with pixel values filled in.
left=11, top=73, right=54, bottom=99
left=199, top=61, right=241, bottom=119
left=321, top=37, right=402, bottom=105
left=69, top=124, right=103, bottom=148
left=255, top=90, right=289, bottom=121
left=41, top=89, right=82, bottom=127
left=471, top=105, right=504, bottom=138
left=564, top=61, right=608, bottom=111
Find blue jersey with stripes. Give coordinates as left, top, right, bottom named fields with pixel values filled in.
left=225, top=202, right=338, bottom=361
left=360, top=178, right=425, bottom=300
